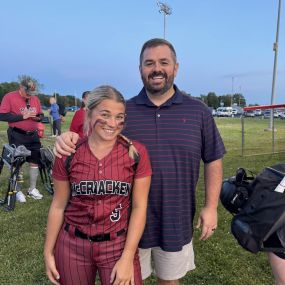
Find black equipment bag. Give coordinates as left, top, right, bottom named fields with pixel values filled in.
left=58, top=103, right=66, bottom=117
left=39, top=146, right=55, bottom=195
left=230, top=164, right=285, bottom=253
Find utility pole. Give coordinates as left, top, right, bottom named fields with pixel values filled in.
left=157, top=1, right=172, bottom=39
left=231, top=76, right=234, bottom=106
left=268, top=0, right=282, bottom=130
left=239, top=86, right=242, bottom=106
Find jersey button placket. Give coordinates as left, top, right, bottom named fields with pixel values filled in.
left=98, top=162, right=103, bottom=175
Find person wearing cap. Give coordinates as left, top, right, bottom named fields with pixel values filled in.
left=69, top=91, right=90, bottom=139
left=0, top=75, right=44, bottom=202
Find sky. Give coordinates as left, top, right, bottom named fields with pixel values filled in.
left=1, top=0, right=284, bottom=105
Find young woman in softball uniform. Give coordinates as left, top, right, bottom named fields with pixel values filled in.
left=44, top=85, right=152, bottom=285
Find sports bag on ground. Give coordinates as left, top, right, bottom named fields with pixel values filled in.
left=221, top=164, right=285, bottom=254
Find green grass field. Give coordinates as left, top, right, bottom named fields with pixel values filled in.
left=0, top=113, right=285, bottom=285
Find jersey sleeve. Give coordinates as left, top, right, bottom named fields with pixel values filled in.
left=52, top=156, right=69, bottom=181
left=70, top=111, right=81, bottom=133
left=133, top=142, right=152, bottom=179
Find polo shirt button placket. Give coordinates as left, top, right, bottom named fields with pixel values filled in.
left=155, top=110, right=161, bottom=139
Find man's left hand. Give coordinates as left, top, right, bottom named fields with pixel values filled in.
left=196, top=206, right=217, bottom=241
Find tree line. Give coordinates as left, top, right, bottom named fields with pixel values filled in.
left=0, top=80, right=82, bottom=108
left=196, top=92, right=246, bottom=108
left=0, top=79, right=248, bottom=109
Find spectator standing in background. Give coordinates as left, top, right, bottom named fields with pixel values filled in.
left=0, top=75, right=44, bottom=202
left=49, top=97, right=61, bottom=137
left=69, top=91, right=90, bottom=139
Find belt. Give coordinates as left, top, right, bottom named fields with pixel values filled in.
left=12, top=127, right=37, bottom=135
left=64, top=223, right=125, bottom=242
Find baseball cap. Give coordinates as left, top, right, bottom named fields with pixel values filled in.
left=20, top=76, right=38, bottom=96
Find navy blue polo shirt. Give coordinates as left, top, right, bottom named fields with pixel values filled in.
left=124, top=85, right=226, bottom=251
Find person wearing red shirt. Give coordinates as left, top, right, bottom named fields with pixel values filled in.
left=69, top=91, right=90, bottom=139
left=0, top=76, right=44, bottom=202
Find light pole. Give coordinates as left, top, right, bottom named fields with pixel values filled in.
left=268, top=0, right=282, bottom=130
left=157, top=1, right=172, bottom=39
left=231, top=76, right=234, bottom=106
left=239, top=85, right=242, bottom=106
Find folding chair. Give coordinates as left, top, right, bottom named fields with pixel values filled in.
left=0, top=144, right=31, bottom=211
left=39, top=146, right=55, bottom=195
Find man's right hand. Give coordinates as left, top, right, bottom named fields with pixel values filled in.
left=53, top=131, right=79, bottom=158
left=23, top=111, right=37, bottom=120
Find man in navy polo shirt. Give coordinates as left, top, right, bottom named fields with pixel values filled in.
left=54, top=38, right=226, bottom=285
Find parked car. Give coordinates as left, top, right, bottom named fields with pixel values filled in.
left=244, top=110, right=255, bottom=117
left=208, top=107, right=217, bottom=117
left=263, top=110, right=271, bottom=118
left=216, top=107, right=233, bottom=117
left=66, top=106, right=80, bottom=112
left=254, top=109, right=263, bottom=116
left=231, top=107, right=244, bottom=117
left=263, top=110, right=279, bottom=118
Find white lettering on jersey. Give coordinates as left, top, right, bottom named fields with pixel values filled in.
left=71, top=180, right=132, bottom=197
left=110, top=204, right=123, bottom=222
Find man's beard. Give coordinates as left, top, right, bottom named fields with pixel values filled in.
left=141, top=71, right=174, bottom=96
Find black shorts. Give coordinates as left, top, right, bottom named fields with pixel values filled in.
left=7, top=127, right=41, bottom=165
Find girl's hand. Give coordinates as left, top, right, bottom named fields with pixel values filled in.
left=44, top=253, right=61, bottom=285
left=110, top=256, right=134, bottom=285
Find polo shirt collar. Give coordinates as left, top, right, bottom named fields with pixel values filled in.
left=135, top=84, right=184, bottom=107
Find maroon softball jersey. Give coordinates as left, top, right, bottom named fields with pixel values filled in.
left=52, top=136, right=152, bottom=236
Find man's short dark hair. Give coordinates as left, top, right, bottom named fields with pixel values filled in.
left=139, top=38, right=177, bottom=65
left=82, top=91, right=90, bottom=99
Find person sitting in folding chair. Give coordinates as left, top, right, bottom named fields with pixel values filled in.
left=0, top=75, right=44, bottom=202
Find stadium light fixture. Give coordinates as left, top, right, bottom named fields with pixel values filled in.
left=157, top=1, right=172, bottom=39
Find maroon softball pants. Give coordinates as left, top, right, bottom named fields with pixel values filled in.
left=54, top=225, right=142, bottom=285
